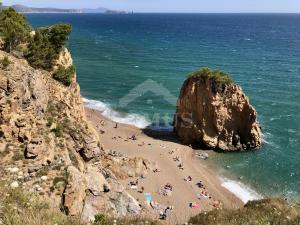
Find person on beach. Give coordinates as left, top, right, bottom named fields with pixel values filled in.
left=165, top=183, right=173, bottom=191
left=114, top=123, right=118, bottom=128
left=159, top=206, right=172, bottom=220
left=178, top=162, right=184, bottom=170
left=184, top=176, right=192, bottom=182
left=153, top=168, right=161, bottom=173
left=138, top=142, right=145, bottom=147
left=168, top=150, right=175, bottom=154
left=139, top=186, right=145, bottom=193
left=196, top=181, right=204, bottom=188
left=173, top=156, right=180, bottom=162
left=130, top=134, right=137, bottom=140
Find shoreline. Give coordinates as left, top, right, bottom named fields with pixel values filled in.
left=83, top=98, right=263, bottom=201
left=84, top=106, right=257, bottom=223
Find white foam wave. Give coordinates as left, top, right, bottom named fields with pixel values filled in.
left=220, top=177, right=263, bottom=203
left=83, top=98, right=151, bottom=129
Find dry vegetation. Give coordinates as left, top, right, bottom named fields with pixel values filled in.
left=1, top=182, right=299, bottom=225
left=0, top=183, right=159, bottom=225
left=189, top=198, right=300, bottom=225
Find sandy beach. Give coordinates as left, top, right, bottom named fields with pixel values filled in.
left=85, top=107, right=243, bottom=224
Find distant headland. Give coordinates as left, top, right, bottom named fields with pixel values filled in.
left=0, top=4, right=128, bottom=14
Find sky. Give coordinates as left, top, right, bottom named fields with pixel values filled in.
left=3, top=0, right=300, bottom=13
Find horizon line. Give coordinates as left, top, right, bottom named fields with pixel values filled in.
left=3, top=4, right=300, bottom=14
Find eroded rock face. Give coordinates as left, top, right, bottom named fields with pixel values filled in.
left=63, top=166, right=87, bottom=216
left=66, top=165, right=141, bottom=224
left=0, top=49, right=141, bottom=222
left=174, top=72, right=262, bottom=151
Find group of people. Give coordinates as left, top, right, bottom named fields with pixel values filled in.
left=126, top=142, right=223, bottom=222
left=159, top=183, right=173, bottom=196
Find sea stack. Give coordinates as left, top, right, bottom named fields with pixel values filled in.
left=174, top=68, right=262, bottom=151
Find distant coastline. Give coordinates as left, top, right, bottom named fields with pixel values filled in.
left=0, top=4, right=128, bottom=14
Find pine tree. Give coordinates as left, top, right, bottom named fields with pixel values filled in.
left=0, top=8, right=30, bottom=52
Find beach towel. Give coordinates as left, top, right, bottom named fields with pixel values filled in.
left=144, top=193, right=153, bottom=203
left=130, top=185, right=138, bottom=190
left=190, top=203, right=200, bottom=208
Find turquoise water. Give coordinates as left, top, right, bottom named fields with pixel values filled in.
left=27, top=14, right=300, bottom=200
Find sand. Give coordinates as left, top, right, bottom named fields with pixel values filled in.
left=85, top=108, right=243, bottom=224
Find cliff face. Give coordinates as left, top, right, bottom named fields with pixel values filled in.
left=174, top=72, right=262, bottom=151
left=0, top=49, right=140, bottom=222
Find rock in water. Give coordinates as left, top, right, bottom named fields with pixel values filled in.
left=174, top=68, right=262, bottom=151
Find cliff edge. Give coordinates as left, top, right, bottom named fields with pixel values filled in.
left=0, top=49, right=140, bottom=223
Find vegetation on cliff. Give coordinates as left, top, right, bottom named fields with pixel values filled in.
left=0, top=184, right=156, bottom=225
left=26, top=23, right=72, bottom=71
left=0, top=183, right=299, bottom=225
left=189, top=67, right=233, bottom=84
left=0, top=183, right=81, bottom=225
left=189, top=198, right=300, bottom=225
left=53, top=65, right=76, bottom=86
left=0, top=8, right=30, bottom=53
left=0, top=56, right=11, bottom=68
left=0, top=8, right=75, bottom=85
left=175, top=67, right=261, bottom=151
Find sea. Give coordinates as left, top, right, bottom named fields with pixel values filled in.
left=27, top=13, right=300, bottom=202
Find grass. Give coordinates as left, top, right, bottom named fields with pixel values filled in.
left=35, top=166, right=50, bottom=177
left=189, top=67, right=233, bottom=84
left=0, top=185, right=159, bottom=225
left=0, top=186, right=81, bottom=225
left=51, top=122, right=64, bottom=137
left=0, top=144, right=11, bottom=158
left=92, top=214, right=160, bottom=225
left=12, top=151, right=24, bottom=161
left=50, top=176, right=67, bottom=193
left=0, top=56, right=11, bottom=69
left=189, top=198, right=300, bottom=225
left=68, top=149, right=80, bottom=169
left=46, top=116, right=54, bottom=127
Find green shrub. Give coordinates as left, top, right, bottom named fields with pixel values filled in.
left=68, top=149, right=79, bottom=169
left=51, top=122, right=64, bottom=137
left=12, top=151, right=24, bottom=161
left=46, top=116, right=54, bottom=127
left=0, top=8, right=31, bottom=52
left=35, top=166, right=50, bottom=177
left=0, top=56, right=11, bottom=68
left=52, top=65, right=75, bottom=86
left=189, top=67, right=233, bottom=84
left=26, top=23, right=72, bottom=70
left=189, top=198, right=300, bottom=225
left=93, top=214, right=112, bottom=225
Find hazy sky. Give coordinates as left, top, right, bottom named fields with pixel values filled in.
left=3, top=0, right=300, bottom=13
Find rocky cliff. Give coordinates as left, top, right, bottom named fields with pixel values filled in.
left=174, top=68, right=262, bottom=151
left=0, top=49, right=140, bottom=223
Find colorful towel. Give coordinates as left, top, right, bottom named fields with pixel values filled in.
left=144, top=193, right=153, bottom=203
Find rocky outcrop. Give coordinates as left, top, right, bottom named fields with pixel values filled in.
left=0, top=49, right=140, bottom=222
left=174, top=69, right=262, bottom=151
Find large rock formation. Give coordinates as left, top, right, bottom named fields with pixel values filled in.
left=0, top=49, right=140, bottom=223
left=174, top=68, right=262, bottom=151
